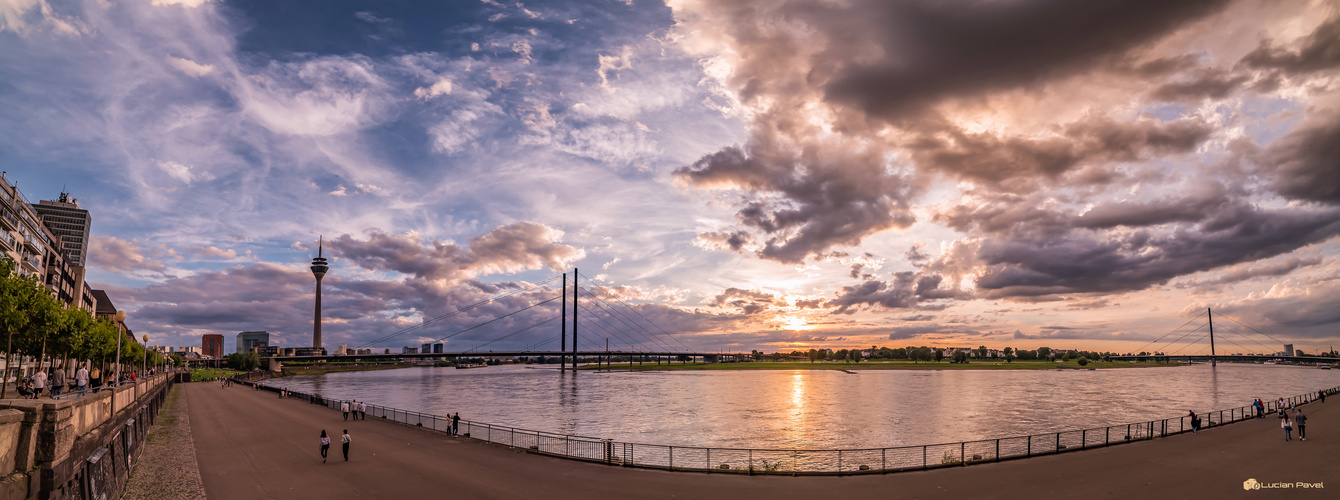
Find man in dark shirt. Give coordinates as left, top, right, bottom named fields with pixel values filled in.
left=1295, top=410, right=1308, bottom=441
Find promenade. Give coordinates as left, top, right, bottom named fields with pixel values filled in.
left=184, top=383, right=1338, bottom=499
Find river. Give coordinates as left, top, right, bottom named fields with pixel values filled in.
left=272, top=363, right=1336, bottom=450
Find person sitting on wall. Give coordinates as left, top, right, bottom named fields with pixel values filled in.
left=17, top=380, right=34, bottom=398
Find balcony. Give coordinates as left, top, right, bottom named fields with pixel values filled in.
left=0, top=209, right=16, bottom=231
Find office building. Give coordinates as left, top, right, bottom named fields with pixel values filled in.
left=434, top=343, right=444, bottom=354
left=293, top=347, right=326, bottom=357
left=202, top=334, right=224, bottom=358
left=1, top=175, right=97, bottom=312
left=237, top=331, right=270, bottom=354
left=1285, top=344, right=1294, bottom=357
left=403, top=347, right=418, bottom=354
left=422, top=343, right=432, bottom=354
left=32, top=192, right=91, bottom=267
left=257, top=345, right=281, bottom=357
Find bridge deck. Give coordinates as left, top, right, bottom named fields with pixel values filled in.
left=183, top=382, right=1338, bottom=499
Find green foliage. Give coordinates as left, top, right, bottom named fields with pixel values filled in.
left=952, top=350, right=968, bottom=363
left=1077, top=357, right=1089, bottom=366
left=225, top=352, right=261, bottom=371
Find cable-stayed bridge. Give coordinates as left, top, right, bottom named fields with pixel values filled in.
left=266, top=268, right=745, bottom=365
left=1108, top=308, right=1339, bottom=364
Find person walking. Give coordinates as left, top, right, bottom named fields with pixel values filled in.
left=32, top=369, right=46, bottom=399
left=341, top=430, right=351, bottom=461
left=1256, top=398, right=1264, bottom=418
left=341, top=401, right=350, bottom=421
left=1189, top=411, right=1200, bottom=434
left=76, top=364, right=89, bottom=397
left=359, top=401, right=366, bottom=420
left=452, top=412, right=460, bottom=435
left=1321, top=390, right=1327, bottom=403
left=320, top=430, right=330, bottom=463
left=1295, top=409, right=1308, bottom=441
left=1282, top=414, right=1293, bottom=441
left=50, top=366, right=66, bottom=398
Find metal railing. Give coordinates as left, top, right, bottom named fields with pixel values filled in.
left=241, top=379, right=1338, bottom=475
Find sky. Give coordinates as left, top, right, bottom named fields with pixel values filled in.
left=2, top=0, right=1338, bottom=355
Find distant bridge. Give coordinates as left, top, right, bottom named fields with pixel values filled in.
left=1108, top=354, right=1339, bottom=364
left=261, top=350, right=745, bottom=364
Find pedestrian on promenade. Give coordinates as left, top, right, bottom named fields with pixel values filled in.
left=342, top=430, right=351, bottom=461
left=320, top=431, right=330, bottom=463
left=1277, top=397, right=1285, bottom=412
left=1256, top=399, right=1264, bottom=418
left=1295, top=409, right=1307, bottom=441
left=51, top=366, right=66, bottom=398
left=452, top=412, right=460, bottom=435
left=359, top=402, right=366, bottom=420
left=1282, top=414, right=1293, bottom=441
left=32, top=369, right=46, bottom=398
left=1321, top=390, right=1326, bottom=403
left=76, top=364, right=89, bottom=397
left=1189, top=411, right=1200, bottom=434
left=342, top=401, right=350, bottom=421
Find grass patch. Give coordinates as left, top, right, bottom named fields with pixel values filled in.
left=189, top=367, right=241, bottom=382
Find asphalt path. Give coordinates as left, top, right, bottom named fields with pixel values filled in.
left=185, top=382, right=1339, bottom=499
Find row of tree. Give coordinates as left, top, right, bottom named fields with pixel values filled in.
left=0, top=258, right=164, bottom=398
left=754, top=345, right=1120, bottom=364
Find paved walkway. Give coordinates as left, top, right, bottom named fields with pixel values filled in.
left=125, top=385, right=207, bottom=499
left=186, top=383, right=1339, bottom=499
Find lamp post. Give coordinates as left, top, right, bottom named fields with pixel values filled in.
left=142, top=335, right=148, bottom=376
left=113, top=310, right=125, bottom=385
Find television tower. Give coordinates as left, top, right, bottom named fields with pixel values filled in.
left=311, top=236, right=330, bottom=349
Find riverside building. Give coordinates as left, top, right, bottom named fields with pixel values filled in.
left=237, top=331, right=270, bottom=354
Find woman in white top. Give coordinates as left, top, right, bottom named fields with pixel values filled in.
left=320, top=430, right=330, bottom=463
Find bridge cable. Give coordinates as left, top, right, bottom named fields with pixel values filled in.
left=422, top=295, right=562, bottom=346
left=463, top=313, right=561, bottom=354
left=577, top=271, right=693, bottom=351
left=575, top=281, right=684, bottom=353
left=1125, top=310, right=1208, bottom=356
left=1214, top=313, right=1293, bottom=349
left=354, top=275, right=561, bottom=348
left=575, top=284, right=675, bottom=352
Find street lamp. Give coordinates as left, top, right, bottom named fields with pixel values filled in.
left=113, top=310, right=125, bottom=386
left=142, top=335, right=148, bottom=376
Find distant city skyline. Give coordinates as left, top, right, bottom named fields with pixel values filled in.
left=2, top=0, right=1337, bottom=354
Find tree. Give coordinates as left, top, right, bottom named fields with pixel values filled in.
left=952, top=350, right=968, bottom=363
left=1077, top=357, right=1089, bottom=366
left=1037, top=347, right=1052, bottom=359
left=850, top=349, right=861, bottom=363
left=978, top=345, right=988, bottom=358
left=0, top=258, right=41, bottom=398
left=934, top=348, right=944, bottom=363
left=1003, top=347, right=1014, bottom=363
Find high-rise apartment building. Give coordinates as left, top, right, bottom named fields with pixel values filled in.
left=202, top=334, right=224, bottom=358
left=33, top=192, right=91, bottom=267
left=237, top=331, right=270, bottom=354
left=2, top=175, right=97, bottom=312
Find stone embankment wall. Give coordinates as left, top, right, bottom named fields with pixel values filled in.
left=0, top=374, right=171, bottom=500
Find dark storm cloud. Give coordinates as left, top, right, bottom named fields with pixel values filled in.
left=675, top=142, right=917, bottom=263
left=907, top=116, right=1212, bottom=188
left=969, top=204, right=1340, bottom=297
left=827, top=271, right=965, bottom=314
left=328, top=222, right=583, bottom=282
left=1260, top=118, right=1340, bottom=205
left=1239, top=15, right=1340, bottom=75
left=820, top=0, right=1231, bottom=122
left=1177, top=255, right=1324, bottom=289
left=1148, top=70, right=1251, bottom=102
left=708, top=287, right=776, bottom=315
left=674, top=0, right=1234, bottom=262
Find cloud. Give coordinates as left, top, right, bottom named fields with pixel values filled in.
left=1259, top=115, right=1340, bottom=205
left=597, top=45, right=632, bottom=90
left=165, top=56, right=215, bottom=77
left=1239, top=14, right=1340, bottom=76
left=151, top=0, right=216, bottom=7
left=327, top=222, right=585, bottom=284
left=414, top=78, right=453, bottom=99
left=88, top=236, right=167, bottom=274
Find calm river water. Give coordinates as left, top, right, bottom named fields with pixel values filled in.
left=275, top=363, right=1337, bottom=449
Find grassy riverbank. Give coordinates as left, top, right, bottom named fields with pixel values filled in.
left=276, top=361, right=412, bottom=376
left=189, top=368, right=241, bottom=381
left=582, top=359, right=1184, bottom=371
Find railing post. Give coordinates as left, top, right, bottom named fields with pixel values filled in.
left=960, top=442, right=965, bottom=466
left=883, top=448, right=887, bottom=471
left=839, top=449, right=843, bottom=473
left=1082, top=429, right=1086, bottom=449
left=1105, top=427, right=1109, bottom=446
left=669, top=446, right=673, bottom=470
left=706, top=448, right=710, bottom=471
left=995, top=439, right=999, bottom=462
left=1026, top=436, right=1031, bottom=457
left=1055, top=433, right=1060, bottom=453
left=922, top=445, right=927, bottom=469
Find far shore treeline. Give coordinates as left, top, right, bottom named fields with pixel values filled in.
left=0, top=258, right=166, bottom=397
left=754, top=346, right=1119, bottom=365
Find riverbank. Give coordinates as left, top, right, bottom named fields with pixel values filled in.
left=277, top=362, right=412, bottom=377
left=184, top=382, right=1338, bottom=498
left=580, top=359, right=1184, bottom=371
